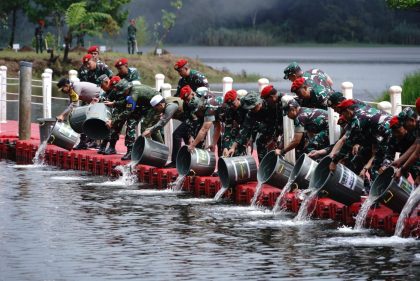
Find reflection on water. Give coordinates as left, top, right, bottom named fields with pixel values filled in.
left=0, top=159, right=419, bottom=280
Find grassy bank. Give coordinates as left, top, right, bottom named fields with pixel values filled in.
left=378, top=72, right=420, bottom=105
left=0, top=49, right=261, bottom=87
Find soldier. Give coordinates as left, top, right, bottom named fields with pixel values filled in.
left=221, top=89, right=249, bottom=156
left=283, top=61, right=333, bottom=88
left=105, top=81, right=162, bottom=160
left=174, top=59, right=209, bottom=97
left=87, top=46, right=101, bottom=62
left=380, top=116, right=416, bottom=176
left=34, top=20, right=45, bottom=54
left=277, top=99, right=330, bottom=158
left=56, top=78, right=101, bottom=150
left=227, top=91, right=282, bottom=161
left=327, top=91, right=372, bottom=113
left=291, top=77, right=332, bottom=110
left=329, top=99, right=391, bottom=181
left=114, top=58, right=140, bottom=83
left=78, top=54, right=113, bottom=85
left=127, top=19, right=137, bottom=55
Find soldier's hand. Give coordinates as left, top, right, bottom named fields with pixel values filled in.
left=352, top=144, right=360, bottom=156
left=329, top=162, right=337, bottom=172
left=226, top=147, right=235, bottom=157
left=142, top=130, right=151, bottom=138
left=308, top=150, right=320, bottom=158
left=56, top=115, right=64, bottom=122
left=391, top=159, right=402, bottom=168
left=105, top=120, right=112, bottom=128
left=359, top=168, right=367, bottom=179
left=104, top=101, right=114, bottom=107
left=223, top=148, right=229, bottom=157
left=394, top=168, right=402, bottom=180
left=378, top=166, right=386, bottom=175
left=188, top=137, right=194, bottom=145
left=275, top=149, right=282, bottom=156
left=187, top=144, right=195, bottom=152
left=206, top=144, right=215, bottom=152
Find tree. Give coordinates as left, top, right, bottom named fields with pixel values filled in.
left=63, top=2, right=119, bottom=62
left=0, top=0, right=29, bottom=48
left=135, top=16, right=149, bottom=48
left=153, top=0, right=182, bottom=53
left=386, top=0, right=420, bottom=10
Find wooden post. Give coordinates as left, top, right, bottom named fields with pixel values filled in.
left=19, top=61, right=32, bottom=140
left=42, top=68, right=53, bottom=118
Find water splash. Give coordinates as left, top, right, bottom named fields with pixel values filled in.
left=354, top=196, right=378, bottom=230
left=250, top=181, right=264, bottom=207
left=294, top=188, right=319, bottom=222
left=326, top=236, right=418, bottom=246
left=214, top=187, right=228, bottom=201
left=272, top=179, right=294, bottom=214
left=32, top=140, right=48, bottom=166
left=395, top=187, right=420, bottom=237
left=101, top=161, right=138, bottom=186
left=168, top=174, right=186, bottom=191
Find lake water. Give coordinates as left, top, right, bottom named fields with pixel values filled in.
left=0, top=160, right=419, bottom=280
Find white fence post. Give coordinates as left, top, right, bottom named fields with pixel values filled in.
left=389, top=85, right=402, bottom=115
left=341, top=81, right=353, bottom=99
left=161, top=83, right=173, bottom=163
left=0, top=66, right=7, bottom=123
left=378, top=101, right=392, bottom=114
left=155, top=73, right=165, bottom=92
left=328, top=108, right=341, bottom=145
left=222, top=77, right=233, bottom=96
left=281, top=95, right=295, bottom=164
left=42, top=68, right=53, bottom=118
left=68, top=70, right=79, bottom=82
left=258, top=78, right=269, bottom=93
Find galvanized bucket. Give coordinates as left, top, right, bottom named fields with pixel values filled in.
left=176, top=146, right=216, bottom=176
left=48, top=122, right=79, bottom=151
left=69, top=105, right=89, bottom=133
left=257, top=151, right=294, bottom=188
left=37, top=118, right=56, bottom=143
left=370, top=167, right=413, bottom=213
left=309, top=156, right=365, bottom=206
left=218, top=156, right=257, bottom=188
left=82, top=103, right=112, bottom=140
left=132, top=136, right=169, bottom=167
left=289, top=153, right=318, bottom=190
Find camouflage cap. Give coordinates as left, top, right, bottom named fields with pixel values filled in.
left=398, top=107, right=417, bottom=122
left=282, top=99, right=300, bottom=115
left=113, top=79, right=132, bottom=94
left=98, top=74, right=109, bottom=84
left=283, top=62, right=301, bottom=79
left=327, top=91, right=345, bottom=107
left=241, top=92, right=262, bottom=110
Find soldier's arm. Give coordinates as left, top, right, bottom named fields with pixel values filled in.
left=282, top=132, right=304, bottom=154
left=149, top=103, right=179, bottom=133
left=211, top=121, right=221, bottom=147
left=190, top=121, right=212, bottom=148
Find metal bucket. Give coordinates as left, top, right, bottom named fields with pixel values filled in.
left=82, top=103, right=112, bottom=140
left=37, top=118, right=56, bottom=143
left=370, top=167, right=413, bottom=213
left=69, top=105, right=89, bottom=133
left=309, top=156, right=365, bottom=206
left=218, top=156, right=257, bottom=188
left=176, top=146, right=216, bottom=176
left=48, top=122, right=79, bottom=151
left=257, top=151, right=294, bottom=188
left=132, top=136, right=169, bottom=167
left=289, top=153, right=318, bottom=190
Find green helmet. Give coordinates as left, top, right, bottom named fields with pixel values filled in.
left=282, top=99, right=300, bottom=116
left=241, top=91, right=262, bottom=110
left=114, top=79, right=132, bottom=94
left=327, top=91, right=345, bottom=107
left=283, top=62, right=301, bottom=79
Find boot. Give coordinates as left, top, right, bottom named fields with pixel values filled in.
left=104, top=139, right=117, bottom=155
left=74, top=134, right=88, bottom=150
left=98, top=140, right=108, bottom=154
left=121, top=146, right=132, bottom=161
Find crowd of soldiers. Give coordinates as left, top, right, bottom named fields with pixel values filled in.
left=56, top=48, right=420, bottom=189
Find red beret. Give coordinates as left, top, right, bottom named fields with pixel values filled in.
left=337, top=99, right=357, bottom=110
left=180, top=85, right=192, bottom=100
left=82, top=54, right=93, bottom=64
left=261, top=85, right=276, bottom=99
left=88, top=45, right=99, bottom=54
left=291, top=77, right=305, bottom=93
left=416, top=97, right=420, bottom=114
left=224, top=90, right=237, bottom=103
left=389, top=116, right=401, bottom=128
left=115, top=58, right=128, bottom=67
left=110, top=76, right=121, bottom=86
left=174, top=59, right=188, bottom=70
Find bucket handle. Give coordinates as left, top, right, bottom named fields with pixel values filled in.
left=189, top=169, right=196, bottom=176
left=49, top=134, right=56, bottom=144
left=383, top=190, right=394, bottom=204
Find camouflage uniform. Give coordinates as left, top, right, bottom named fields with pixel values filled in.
left=127, top=24, right=137, bottom=54
left=221, top=101, right=249, bottom=156
left=118, top=67, right=140, bottom=82
left=383, top=131, right=416, bottom=177
left=236, top=93, right=284, bottom=161
left=303, top=69, right=331, bottom=89
left=78, top=62, right=113, bottom=85
left=293, top=107, right=330, bottom=153
left=333, top=107, right=391, bottom=180
left=298, top=79, right=332, bottom=110
left=175, top=69, right=209, bottom=97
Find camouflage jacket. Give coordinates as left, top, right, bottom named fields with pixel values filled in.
left=293, top=107, right=329, bottom=134
left=298, top=81, right=332, bottom=110
left=175, top=69, right=209, bottom=97
left=303, top=69, right=331, bottom=89
left=118, top=67, right=140, bottom=82
left=221, top=100, right=249, bottom=149
left=78, top=62, right=113, bottom=85
left=127, top=25, right=137, bottom=40
left=382, top=132, right=416, bottom=166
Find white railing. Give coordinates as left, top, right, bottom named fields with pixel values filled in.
left=0, top=66, right=412, bottom=163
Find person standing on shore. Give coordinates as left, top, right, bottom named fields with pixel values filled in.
left=34, top=20, right=45, bottom=54
left=127, top=19, right=137, bottom=54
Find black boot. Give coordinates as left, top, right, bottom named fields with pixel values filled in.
left=74, top=134, right=88, bottom=150
left=121, top=148, right=132, bottom=161
left=98, top=140, right=108, bottom=154
left=104, top=139, right=117, bottom=155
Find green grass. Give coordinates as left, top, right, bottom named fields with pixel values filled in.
left=377, top=71, right=420, bottom=105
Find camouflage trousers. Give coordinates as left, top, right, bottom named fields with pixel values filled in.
left=304, top=130, right=330, bottom=153
left=222, top=131, right=246, bottom=157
